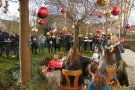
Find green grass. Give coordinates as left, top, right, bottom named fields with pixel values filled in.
left=0, top=56, right=18, bottom=75
left=0, top=47, right=92, bottom=75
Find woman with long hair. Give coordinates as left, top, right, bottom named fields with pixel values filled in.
left=87, top=49, right=115, bottom=90
left=98, top=49, right=116, bottom=78
left=61, top=47, right=91, bottom=86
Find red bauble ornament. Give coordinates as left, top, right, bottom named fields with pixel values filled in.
left=111, top=6, right=120, bottom=16
left=60, top=7, right=64, bottom=13
left=37, top=7, right=48, bottom=18
left=125, top=23, right=131, bottom=29
left=97, top=13, right=103, bottom=18
left=38, top=19, right=45, bottom=25
left=96, top=34, right=99, bottom=38
left=96, top=29, right=101, bottom=33
left=60, top=30, right=65, bottom=35
left=60, top=31, right=63, bottom=34
left=107, top=34, right=111, bottom=40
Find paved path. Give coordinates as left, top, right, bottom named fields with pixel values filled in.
left=121, top=49, right=135, bottom=89
left=121, top=49, right=135, bottom=67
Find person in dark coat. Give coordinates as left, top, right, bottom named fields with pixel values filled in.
left=83, top=37, right=88, bottom=51
left=14, top=33, right=19, bottom=59
left=92, top=35, right=99, bottom=51
left=0, top=30, right=2, bottom=56
left=102, top=35, right=108, bottom=49
left=89, top=35, right=94, bottom=51
left=65, top=35, right=72, bottom=52
left=30, top=34, right=37, bottom=54
left=1, top=29, right=9, bottom=58
left=10, top=32, right=16, bottom=56
left=54, top=36, right=61, bottom=53
left=61, top=47, right=91, bottom=86
left=1, top=29, right=9, bottom=41
left=47, top=36, right=53, bottom=53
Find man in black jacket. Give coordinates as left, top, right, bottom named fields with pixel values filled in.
left=0, top=30, right=2, bottom=56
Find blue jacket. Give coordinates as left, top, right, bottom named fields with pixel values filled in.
left=2, top=32, right=9, bottom=41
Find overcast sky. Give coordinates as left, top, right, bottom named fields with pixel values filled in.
left=0, top=0, right=135, bottom=25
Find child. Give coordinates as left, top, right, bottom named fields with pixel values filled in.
left=91, top=44, right=103, bottom=63
left=87, top=62, right=110, bottom=90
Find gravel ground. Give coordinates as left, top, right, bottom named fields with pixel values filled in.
left=122, top=49, right=135, bottom=67
left=121, top=49, right=135, bottom=90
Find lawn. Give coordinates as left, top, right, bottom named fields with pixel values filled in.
left=0, top=47, right=92, bottom=76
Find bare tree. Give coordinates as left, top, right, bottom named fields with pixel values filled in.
left=121, top=0, right=135, bottom=36
left=44, top=0, right=98, bottom=47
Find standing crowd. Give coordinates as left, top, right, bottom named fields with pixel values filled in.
left=0, top=28, right=19, bottom=59
left=29, top=33, right=74, bottom=54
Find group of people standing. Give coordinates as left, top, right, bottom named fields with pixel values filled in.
left=0, top=29, right=19, bottom=59
left=60, top=33, right=129, bottom=90
left=29, top=33, right=73, bottom=54
left=80, top=34, right=109, bottom=52
left=30, top=33, right=63, bottom=54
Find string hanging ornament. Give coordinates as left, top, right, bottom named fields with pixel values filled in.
left=38, top=19, right=45, bottom=25
left=124, top=0, right=132, bottom=30
left=96, top=0, right=109, bottom=6
left=36, top=7, right=49, bottom=18
left=97, top=12, right=103, bottom=18
left=103, top=9, right=111, bottom=17
left=60, top=7, right=65, bottom=13
left=111, top=6, right=121, bottom=16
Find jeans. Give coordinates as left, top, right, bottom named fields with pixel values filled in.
left=39, top=43, right=44, bottom=53
left=48, top=44, right=53, bottom=53
left=87, top=79, right=110, bottom=90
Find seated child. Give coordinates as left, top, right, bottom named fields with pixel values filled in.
left=87, top=62, right=110, bottom=90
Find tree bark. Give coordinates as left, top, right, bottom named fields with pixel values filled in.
left=73, top=25, right=79, bottom=48
left=19, top=0, right=31, bottom=84
left=0, top=0, right=2, bottom=7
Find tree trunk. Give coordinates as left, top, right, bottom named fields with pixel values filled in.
left=73, top=25, right=79, bottom=48
left=0, top=0, right=2, bottom=7
left=19, top=0, right=31, bottom=84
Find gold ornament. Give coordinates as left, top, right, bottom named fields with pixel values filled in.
left=63, top=27, right=67, bottom=32
left=117, top=26, right=120, bottom=29
left=97, top=0, right=109, bottom=6
left=32, top=27, right=38, bottom=32
left=47, top=32, right=50, bottom=35
left=125, top=0, right=128, bottom=2
left=104, top=10, right=111, bottom=17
